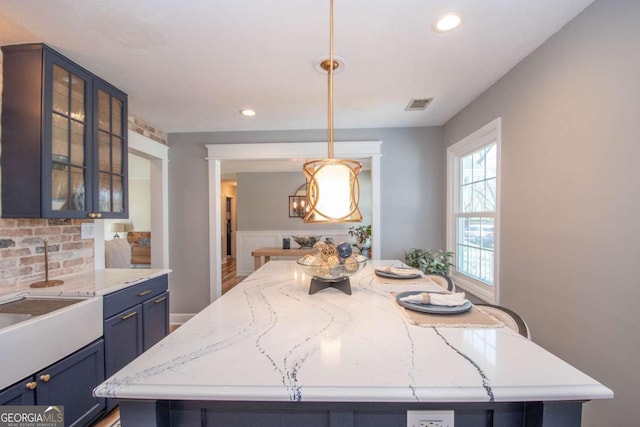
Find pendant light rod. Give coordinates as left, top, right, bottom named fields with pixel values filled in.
left=328, top=0, right=334, bottom=159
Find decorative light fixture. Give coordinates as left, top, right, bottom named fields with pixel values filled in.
left=110, top=222, right=130, bottom=238
left=289, top=184, right=311, bottom=218
left=303, top=0, right=362, bottom=223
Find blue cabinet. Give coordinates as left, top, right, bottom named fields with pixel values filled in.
left=104, top=306, right=143, bottom=377
left=0, top=378, right=36, bottom=406
left=143, top=291, right=170, bottom=351
left=1, top=43, right=128, bottom=219
left=0, top=339, right=105, bottom=427
left=103, top=275, right=169, bottom=411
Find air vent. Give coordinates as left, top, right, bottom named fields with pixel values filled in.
left=405, top=98, right=433, bottom=111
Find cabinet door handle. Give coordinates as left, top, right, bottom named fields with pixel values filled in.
left=88, top=213, right=96, bottom=218
left=40, top=374, right=51, bottom=382
left=138, top=290, right=151, bottom=297
left=96, top=213, right=102, bottom=218
left=26, top=382, right=37, bottom=390
left=154, top=296, right=166, bottom=304
left=121, top=311, right=138, bottom=320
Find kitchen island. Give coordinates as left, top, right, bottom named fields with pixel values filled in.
left=94, top=261, right=612, bottom=426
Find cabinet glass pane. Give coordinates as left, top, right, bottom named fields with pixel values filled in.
left=70, top=167, right=85, bottom=211
left=70, top=74, right=86, bottom=122
left=98, top=90, right=110, bottom=131
left=98, top=131, right=110, bottom=172
left=112, top=136, right=122, bottom=174
left=99, top=172, right=111, bottom=212
left=70, top=121, right=85, bottom=166
left=52, top=114, right=69, bottom=160
left=51, top=164, right=68, bottom=211
left=112, top=98, right=122, bottom=136
left=52, top=65, right=69, bottom=115
left=112, top=176, right=123, bottom=212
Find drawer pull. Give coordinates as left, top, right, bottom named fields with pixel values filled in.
left=138, top=290, right=151, bottom=297
left=26, top=382, right=37, bottom=390
left=154, top=296, right=167, bottom=304
left=40, top=374, right=51, bottom=382
left=121, top=311, right=138, bottom=320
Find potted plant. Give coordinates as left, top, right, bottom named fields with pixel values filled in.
left=348, top=225, right=372, bottom=257
left=405, top=248, right=454, bottom=276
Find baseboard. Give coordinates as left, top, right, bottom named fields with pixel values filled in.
left=170, top=313, right=196, bottom=325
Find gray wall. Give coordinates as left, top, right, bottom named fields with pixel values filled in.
left=442, top=1, right=639, bottom=425
left=168, top=127, right=443, bottom=314
left=236, top=170, right=371, bottom=231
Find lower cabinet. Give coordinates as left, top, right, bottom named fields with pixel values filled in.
left=0, top=339, right=105, bottom=427
left=104, top=306, right=143, bottom=377
left=103, top=274, right=169, bottom=411
left=142, top=291, right=170, bottom=351
left=0, top=378, right=36, bottom=406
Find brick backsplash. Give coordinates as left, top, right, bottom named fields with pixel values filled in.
left=0, top=219, right=94, bottom=288
left=128, top=115, right=168, bottom=145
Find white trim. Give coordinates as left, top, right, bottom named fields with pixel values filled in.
left=446, top=118, right=501, bottom=304
left=94, top=131, right=170, bottom=270
left=129, top=131, right=170, bottom=270
left=206, top=141, right=383, bottom=303
left=235, top=229, right=355, bottom=275
left=170, top=313, right=195, bottom=325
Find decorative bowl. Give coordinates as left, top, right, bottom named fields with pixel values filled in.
left=291, top=235, right=323, bottom=248
left=297, top=254, right=368, bottom=282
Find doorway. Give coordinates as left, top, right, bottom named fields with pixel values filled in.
left=205, top=141, right=382, bottom=302
left=93, top=131, right=169, bottom=269
left=226, top=197, right=232, bottom=257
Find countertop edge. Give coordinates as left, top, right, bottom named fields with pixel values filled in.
left=94, top=383, right=613, bottom=403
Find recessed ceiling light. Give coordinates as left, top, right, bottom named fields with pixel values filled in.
left=239, top=109, right=256, bottom=117
left=433, top=13, right=463, bottom=32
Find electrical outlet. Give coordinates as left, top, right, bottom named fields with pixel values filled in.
left=407, top=410, right=454, bottom=427
left=81, top=223, right=95, bottom=239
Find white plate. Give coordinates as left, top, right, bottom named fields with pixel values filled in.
left=375, top=270, right=422, bottom=280
left=396, top=291, right=472, bottom=314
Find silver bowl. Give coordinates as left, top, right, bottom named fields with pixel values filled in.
left=291, top=235, right=323, bottom=248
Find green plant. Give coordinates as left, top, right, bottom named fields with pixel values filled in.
left=348, top=225, right=372, bottom=248
left=405, top=248, right=454, bottom=276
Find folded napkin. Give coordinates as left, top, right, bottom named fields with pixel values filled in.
left=400, top=292, right=467, bottom=307
left=375, top=266, right=423, bottom=277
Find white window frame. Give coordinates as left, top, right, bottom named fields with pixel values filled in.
left=446, top=118, right=501, bottom=304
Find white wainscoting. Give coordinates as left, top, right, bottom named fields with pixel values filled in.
left=236, top=230, right=353, bottom=275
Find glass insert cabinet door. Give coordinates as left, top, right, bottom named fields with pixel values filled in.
left=95, top=81, right=127, bottom=216
left=50, top=63, right=88, bottom=214
left=0, top=43, right=128, bottom=219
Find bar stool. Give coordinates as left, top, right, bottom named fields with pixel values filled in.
left=424, top=274, right=454, bottom=292
left=476, top=304, right=531, bottom=339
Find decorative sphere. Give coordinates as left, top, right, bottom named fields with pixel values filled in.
left=337, top=242, right=352, bottom=258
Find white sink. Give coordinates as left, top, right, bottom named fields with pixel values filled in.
left=0, top=295, right=103, bottom=389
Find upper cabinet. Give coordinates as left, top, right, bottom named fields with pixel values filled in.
left=1, top=43, right=128, bottom=219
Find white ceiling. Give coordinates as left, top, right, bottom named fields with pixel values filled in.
left=0, top=0, right=593, bottom=134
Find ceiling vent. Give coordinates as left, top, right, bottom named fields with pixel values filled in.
left=405, top=98, right=433, bottom=111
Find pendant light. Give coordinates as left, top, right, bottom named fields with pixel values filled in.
left=303, top=0, right=363, bottom=223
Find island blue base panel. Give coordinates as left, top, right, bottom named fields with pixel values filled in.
left=119, top=399, right=584, bottom=427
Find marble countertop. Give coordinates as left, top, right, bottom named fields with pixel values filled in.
left=0, top=268, right=171, bottom=303
left=94, top=260, right=612, bottom=403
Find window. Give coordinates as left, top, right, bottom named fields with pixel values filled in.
left=447, top=118, right=501, bottom=303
